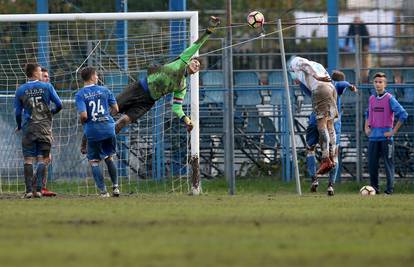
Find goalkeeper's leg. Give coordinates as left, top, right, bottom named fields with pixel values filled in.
left=115, top=82, right=155, bottom=134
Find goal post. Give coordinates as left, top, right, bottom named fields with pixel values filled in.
left=0, top=11, right=200, bottom=194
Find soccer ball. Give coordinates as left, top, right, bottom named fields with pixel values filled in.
left=359, top=185, right=376, bottom=196
left=247, top=11, right=265, bottom=28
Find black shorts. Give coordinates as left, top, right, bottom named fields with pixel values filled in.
left=116, top=82, right=155, bottom=122
left=21, top=126, right=52, bottom=158
left=22, top=140, right=51, bottom=158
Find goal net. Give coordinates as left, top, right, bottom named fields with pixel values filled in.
left=0, top=12, right=200, bottom=195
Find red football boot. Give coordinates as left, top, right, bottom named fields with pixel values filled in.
left=41, top=188, right=57, bottom=197
left=316, top=158, right=334, bottom=175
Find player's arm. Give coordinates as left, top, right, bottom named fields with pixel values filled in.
left=298, top=61, right=331, bottom=82
left=385, top=97, right=408, bottom=138
left=364, top=118, right=371, bottom=136
left=335, top=81, right=357, bottom=96
left=110, top=103, right=119, bottom=116
left=364, top=108, right=371, bottom=136
left=172, top=88, right=193, bottom=132
left=299, top=82, right=312, bottom=97
left=75, top=93, right=88, bottom=124
left=179, top=16, right=220, bottom=64
left=14, top=89, right=23, bottom=131
left=107, top=89, right=119, bottom=116
left=49, top=84, right=63, bottom=115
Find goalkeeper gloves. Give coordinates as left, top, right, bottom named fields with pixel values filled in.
left=206, top=16, right=220, bottom=34
left=181, top=116, right=194, bottom=132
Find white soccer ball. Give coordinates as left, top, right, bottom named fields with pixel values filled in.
left=360, top=185, right=376, bottom=196
left=247, top=11, right=265, bottom=28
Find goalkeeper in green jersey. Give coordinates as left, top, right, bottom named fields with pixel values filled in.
left=81, top=16, right=220, bottom=154
left=115, top=16, right=220, bottom=134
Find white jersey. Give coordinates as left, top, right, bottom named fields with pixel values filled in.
left=288, top=56, right=330, bottom=91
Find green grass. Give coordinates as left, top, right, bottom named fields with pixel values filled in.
left=1, top=188, right=414, bottom=267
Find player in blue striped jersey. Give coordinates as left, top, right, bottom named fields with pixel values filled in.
left=303, top=71, right=357, bottom=195
left=14, top=63, right=62, bottom=198
left=75, top=67, right=120, bottom=197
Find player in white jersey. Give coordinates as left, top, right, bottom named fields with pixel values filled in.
left=288, top=56, right=338, bottom=175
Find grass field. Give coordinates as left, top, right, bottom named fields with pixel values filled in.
left=1, top=179, right=414, bottom=267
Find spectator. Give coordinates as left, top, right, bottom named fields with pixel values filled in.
left=345, top=16, right=371, bottom=82
left=345, top=16, right=370, bottom=52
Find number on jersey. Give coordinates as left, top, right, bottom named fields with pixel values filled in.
left=89, top=99, right=105, bottom=121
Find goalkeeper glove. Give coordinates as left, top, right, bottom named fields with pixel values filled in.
left=181, top=116, right=194, bottom=132
left=206, top=16, right=220, bottom=34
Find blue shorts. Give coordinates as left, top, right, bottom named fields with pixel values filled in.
left=22, top=141, right=51, bottom=158
left=306, top=122, right=341, bottom=148
left=87, top=136, right=117, bottom=161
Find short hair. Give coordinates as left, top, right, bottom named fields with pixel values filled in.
left=25, top=63, right=40, bottom=78
left=190, top=57, right=202, bottom=67
left=373, top=72, right=387, bottom=80
left=331, top=70, right=345, bottom=81
left=80, top=67, right=96, bottom=82
left=41, top=67, right=48, bottom=73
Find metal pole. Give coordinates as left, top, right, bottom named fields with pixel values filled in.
left=278, top=19, right=302, bottom=195
left=327, top=0, right=339, bottom=73
left=37, top=0, right=49, bottom=70
left=224, top=0, right=235, bottom=195
left=115, top=0, right=129, bottom=179
left=355, top=35, right=362, bottom=183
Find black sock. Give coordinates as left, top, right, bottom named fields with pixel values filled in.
left=36, top=162, right=46, bottom=192
left=105, top=158, right=118, bottom=186
left=24, top=163, right=33, bottom=193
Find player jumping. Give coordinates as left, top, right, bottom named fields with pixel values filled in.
left=288, top=56, right=338, bottom=176
left=304, top=71, right=358, bottom=195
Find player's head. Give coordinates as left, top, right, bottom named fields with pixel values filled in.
left=331, top=70, right=345, bottom=81
left=373, top=72, right=387, bottom=94
left=188, top=57, right=201, bottom=75
left=41, top=67, right=49, bottom=83
left=286, top=55, right=297, bottom=72
left=80, top=67, right=98, bottom=84
left=25, top=63, right=41, bottom=80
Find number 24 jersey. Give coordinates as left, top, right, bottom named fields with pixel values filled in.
left=75, top=85, right=117, bottom=141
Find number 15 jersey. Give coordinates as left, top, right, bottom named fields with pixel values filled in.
left=75, top=85, right=117, bottom=141
left=14, top=80, right=62, bottom=143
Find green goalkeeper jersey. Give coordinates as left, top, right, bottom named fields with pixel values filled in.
left=146, top=32, right=210, bottom=119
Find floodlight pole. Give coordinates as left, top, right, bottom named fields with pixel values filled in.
left=278, top=19, right=302, bottom=196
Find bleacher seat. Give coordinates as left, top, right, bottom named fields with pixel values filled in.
left=261, top=116, right=278, bottom=148
left=234, top=71, right=260, bottom=86
left=201, top=71, right=224, bottom=86
left=402, top=87, right=414, bottom=102
left=270, top=89, right=285, bottom=105
left=235, top=88, right=262, bottom=106
left=368, top=69, right=394, bottom=83
left=402, top=69, right=414, bottom=83
left=201, top=88, right=224, bottom=105
left=268, top=71, right=284, bottom=85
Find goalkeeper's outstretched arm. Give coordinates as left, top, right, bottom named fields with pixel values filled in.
left=179, top=16, right=220, bottom=64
